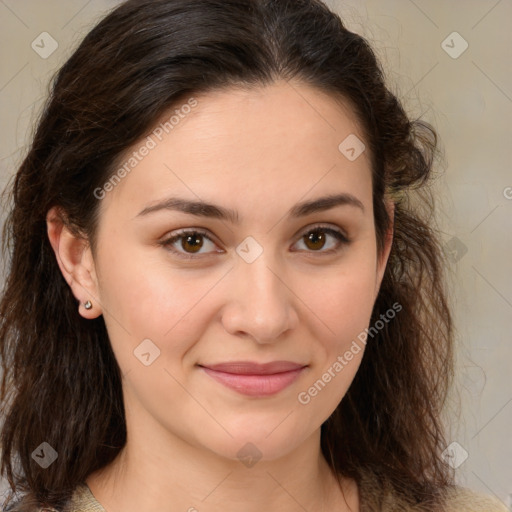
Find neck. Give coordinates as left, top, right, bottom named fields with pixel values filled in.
left=86, top=416, right=358, bottom=512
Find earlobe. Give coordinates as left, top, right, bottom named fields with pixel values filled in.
left=46, top=206, right=102, bottom=319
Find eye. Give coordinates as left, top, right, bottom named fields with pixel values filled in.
left=159, top=229, right=221, bottom=259
left=291, top=224, right=350, bottom=255
left=159, top=224, right=350, bottom=260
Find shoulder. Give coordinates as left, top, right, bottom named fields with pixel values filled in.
left=441, top=485, right=508, bottom=512
left=63, top=483, right=105, bottom=512
left=32, top=483, right=105, bottom=512
left=357, top=469, right=508, bottom=512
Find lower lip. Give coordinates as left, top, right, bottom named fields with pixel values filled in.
left=201, top=367, right=306, bottom=397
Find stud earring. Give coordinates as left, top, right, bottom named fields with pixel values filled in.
left=84, top=300, right=93, bottom=310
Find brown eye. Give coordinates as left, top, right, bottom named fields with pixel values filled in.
left=160, top=229, right=220, bottom=259
left=293, top=225, right=349, bottom=254
left=160, top=224, right=350, bottom=261
left=180, top=233, right=204, bottom=253
left=303, top=230, right=327, bottom=251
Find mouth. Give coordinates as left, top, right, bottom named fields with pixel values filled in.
left=198, top=361, right=308, bottom=397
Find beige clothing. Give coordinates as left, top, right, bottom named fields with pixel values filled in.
left=35, top=480, right=508, bottom=512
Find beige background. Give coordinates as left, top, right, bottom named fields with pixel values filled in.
left=0, top=0, right=511, bottom=508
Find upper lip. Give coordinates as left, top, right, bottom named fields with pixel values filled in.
left=199, top=361, right=307, bottom=375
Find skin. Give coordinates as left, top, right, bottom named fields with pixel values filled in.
left=47, top=79, right=394, bottom=512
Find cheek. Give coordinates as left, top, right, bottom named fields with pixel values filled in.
left=298, top=255, right=378, bottom=343
left=294, top=265, right=376, bottom=415
left=96, top=241, right=221, bottom=367
left=97, top=229, right=378, bottom=372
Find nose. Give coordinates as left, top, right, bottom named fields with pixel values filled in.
left=221, top=252, right=299, bottom=344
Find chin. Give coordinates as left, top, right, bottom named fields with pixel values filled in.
left=197, top=423, right=310, bottom=465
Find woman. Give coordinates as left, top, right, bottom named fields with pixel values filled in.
left=0, top=0, right=507, bottom=511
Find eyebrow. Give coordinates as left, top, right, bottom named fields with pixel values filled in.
left=135, top=193, right=365, bottom=223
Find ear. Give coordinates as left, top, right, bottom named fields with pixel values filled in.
left=374, top=199, right=394, bottom=300
left=46, top=206, right=102, bottom=319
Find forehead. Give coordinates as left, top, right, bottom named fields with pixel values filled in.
left=98, top=79, right=372, bottom=224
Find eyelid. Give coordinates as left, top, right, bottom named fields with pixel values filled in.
left=159, top=223, right=350, bottom=259
left=159, top=228, right=221, bottom=259
left=291, top=223, right=350, bottom=244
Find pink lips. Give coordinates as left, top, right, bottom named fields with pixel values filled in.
left=199, top=361, right=307, bottom=397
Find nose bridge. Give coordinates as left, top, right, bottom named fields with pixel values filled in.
left=223, top=243, right=297, bottom=342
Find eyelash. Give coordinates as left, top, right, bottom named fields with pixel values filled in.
left=158, top=224, right=350, bottom=260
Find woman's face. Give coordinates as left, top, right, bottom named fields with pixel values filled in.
left=81, top=80, right=392, bottom=462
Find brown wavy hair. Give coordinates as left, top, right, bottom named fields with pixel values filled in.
left=0, top=0, right=455, bottom=510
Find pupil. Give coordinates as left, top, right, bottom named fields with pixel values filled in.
left=184, top=233, right=203, bottom=253
left=307, top=231, right=325, bottom=250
